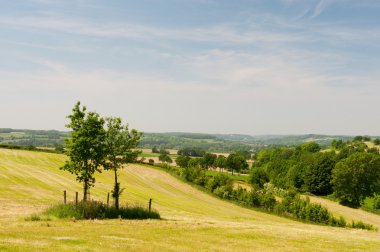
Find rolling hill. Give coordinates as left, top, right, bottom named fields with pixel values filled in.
left=0, top=148, right=380, bottom=251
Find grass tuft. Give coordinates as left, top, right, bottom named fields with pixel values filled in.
left=27, top=201, right=160, bottom=220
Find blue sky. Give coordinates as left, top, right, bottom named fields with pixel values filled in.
left=1, top=0, right=379, bottom=135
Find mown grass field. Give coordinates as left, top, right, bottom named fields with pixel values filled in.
left=1, top=149, right=380, bottom=251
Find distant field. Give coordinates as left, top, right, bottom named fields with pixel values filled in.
left=1, top=149, right=380, bottom=251
left=365, top=141, right=380, bottom=151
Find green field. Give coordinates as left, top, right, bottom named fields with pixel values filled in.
left=1, top=149, right=380, bottom=251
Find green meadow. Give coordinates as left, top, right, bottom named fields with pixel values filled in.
left=1, top=148, right=380, bottom=251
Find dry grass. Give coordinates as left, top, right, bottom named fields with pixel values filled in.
left=1, top=149, right=380, bottom=251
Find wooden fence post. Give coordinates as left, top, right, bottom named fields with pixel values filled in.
left=107, top=192, right=110, bottom=208
left=149, top=198, right=152, bottom=213
left=63, top=190, right=66, bottom=204
left=75, top=192, right=78, bottom=206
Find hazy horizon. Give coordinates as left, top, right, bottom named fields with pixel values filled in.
left=1, top=1, right=380, bottom=135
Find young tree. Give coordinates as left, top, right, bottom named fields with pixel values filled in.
left=104, top=117, right=143, bottom=209
left=62, top=102, right=106, bottom=201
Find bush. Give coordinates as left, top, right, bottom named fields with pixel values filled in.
left=205, top=174, right=232, bottom=192
left=373, top=194, right=380, bottom=210
left=148, top=159, right=155, bottom=165
left=350, top=220, right=376, bottom=231
left=248, top=191, right=262, bottom=207
left=260, top=193, right=276, bottom=211
left=29, top=201, right=160, bottom=220
left=329, top=216, right=346, bottom=227
left=213, top=185, right=233, bottom=199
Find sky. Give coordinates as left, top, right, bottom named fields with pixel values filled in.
left=0, top=0, right=379, bottom=135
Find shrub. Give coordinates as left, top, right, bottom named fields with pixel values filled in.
left=248, top=190, right=262, bottom=207
left=329, top=216, right=346, bottom=227
left=373, top=194, right=380, bottom=210
left=148, top=159, right=155, bottom=165
left=260, top=193, right=276, bottom=211
left=350, top=220, right=375, bottom=230
left=205, top=174, right=232, bottom=192
left=213, top=185, right=233, bottom=199
left=233, top=187, right=251, bottom=203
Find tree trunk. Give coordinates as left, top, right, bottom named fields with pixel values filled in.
left=83, top=178, right=88, bottom=201
left=114, top=168, right=119, bottom=210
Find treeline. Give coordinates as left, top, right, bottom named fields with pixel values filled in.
left=0, top=143, right=63, bottom=153
left=251, top=138, right=380, bottom=208
left=153, top=163, right=374, bottom=230
left=0, top=128, right=68, bottom=147
left=139, top=133, right=257, bottom=153
left=175, top=150, right=250, bottom=175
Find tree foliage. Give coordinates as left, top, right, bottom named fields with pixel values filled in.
left=103, top=117, right=142, bottom=209
left=303, top=152, right=336, bottom=195
left=159, top=153, right=172, bottom=163
left=332, top=152, right=380, bottom=207
left=62, top=102, right=106, bottom=201
left=226, top=153, right=249, bottom=174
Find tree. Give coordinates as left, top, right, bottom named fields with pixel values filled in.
left=303, top=152, right=336, bottom=195
left=236, top=150, right=252, bottom=160
left=214, top=155, right=226, bottom=171
left=250, top=167, right=269, bottom=188
left=152, top=146, right=159, bottom=153
left=159, top=148, right=169, bottom=154
left=332, top=152, right=380, bottom=207
left=176, top=155, right=191, bottom=168
left=226, top=153, right=248, bottom=175
left=300, top=142, right=321, bottom=153
left=331, top=139, right=345, bottom=149
left=159, top=153, right=172, bottom=164
left=104, top=117, right=142, bottom=209
left=200, top=153, right=217, bottom=170
left=177, top=148, right=205, bottom=157
left=374, top=139, right=380, bottom=145
left=62, top=102, right=106, bottom=201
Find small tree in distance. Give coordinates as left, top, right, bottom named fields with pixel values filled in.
left=104, top=117, right=143, bottom=210
left=159, top=153, right=172, bottom=164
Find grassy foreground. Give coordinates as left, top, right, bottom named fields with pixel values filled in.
left=1, top=149, right=380, bottom=251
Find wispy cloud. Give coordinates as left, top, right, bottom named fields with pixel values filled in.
left=1, top=0, right=379, bottom=134
left=0, top=15, right=303, bottom=44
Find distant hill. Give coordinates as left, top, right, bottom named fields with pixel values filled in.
left=0, top=128, right=366, bottom=151
left=248, top=134, right=354, bottom=146
left=0, top=128, right=69, bottom=147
